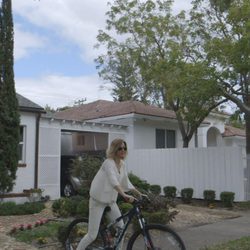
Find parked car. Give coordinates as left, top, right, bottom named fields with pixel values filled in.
left=63, top=173, right=82, bottom=197
left=61, top=151, right=105, bottom=197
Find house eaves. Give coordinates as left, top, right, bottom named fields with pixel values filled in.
left=41, top=115, right=128, bottom=130
left=17, top=93, right=45, bottom=113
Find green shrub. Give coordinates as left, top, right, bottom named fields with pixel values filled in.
left=0, top=201, right=45, bottom=216
left=128, top=173, right=150, bottom=192
left=203, top=190, right=216, bottom=205
left=70, top=155, right=102, bottom=199
left=76, top=200, right=89, bottom=217
left=181, top=188, right=193, bottom=203
left=143, top=210, right=170, bottom=224
left=57, top=222, right=71, bottom=244
left=0, top=202, right=16, bottom=215
left=118, top=202, right=133, bottom=214
left=52, top=197, right=76, bottom=217
left=149, top=185, right=161, bottom=195
left=52, top=196, right=89, bottom=217
left=220, top=191, right=235, bottom=207
left=163, top=186, right=177, bottom=200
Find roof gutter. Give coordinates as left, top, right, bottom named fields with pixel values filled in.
left=34, top=113, right=41, bottom=189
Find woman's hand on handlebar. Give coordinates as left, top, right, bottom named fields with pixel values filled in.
left=123, top=194, right=136, bottom=203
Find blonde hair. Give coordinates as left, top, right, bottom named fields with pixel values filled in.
left=106, top=138, right=128, bottom=159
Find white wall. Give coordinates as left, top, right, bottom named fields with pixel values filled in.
left=127, top=146, right=246, bottom=201
left=13, top=112, right=37, bottom=193
left=133, top=118, right=184, bottom=149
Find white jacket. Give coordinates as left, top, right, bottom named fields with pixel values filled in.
left=90, top=158, right=135, bottom=204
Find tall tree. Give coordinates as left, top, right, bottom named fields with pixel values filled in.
left=190, top=0, right=250, bottom=150
left=0, top=0, right=20, bottom=193
left=96, top=0, right=226, bottom=147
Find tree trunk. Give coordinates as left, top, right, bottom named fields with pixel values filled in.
left=183, top=137, right=189, bottom=148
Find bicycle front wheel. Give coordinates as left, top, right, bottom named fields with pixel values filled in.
left=127, top=224, right=186, bottom=250
left=65, top=218, right=105, bottom=250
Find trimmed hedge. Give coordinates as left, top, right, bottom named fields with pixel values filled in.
left=181, top=188, right=193, bottom=203
left=0, top=201, right=45, bottom=216
left=149, top=185, right=161, bottom=195
left=203, top=190, right=216, bottom=205
left=220, top=191, right=235, bottom=207
left=163, top=186, right=177, bottom=200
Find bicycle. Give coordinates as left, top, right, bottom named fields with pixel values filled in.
left=65, top=196, right=186, bottom=250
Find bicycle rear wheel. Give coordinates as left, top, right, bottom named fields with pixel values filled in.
left=127, top=224, right=186, bottom=250
left=65, top=218, right=105, bottom=250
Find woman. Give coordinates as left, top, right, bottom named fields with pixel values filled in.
left=77, top=138, right=141, bottom=250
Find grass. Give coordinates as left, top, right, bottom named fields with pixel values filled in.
left=235, top=201, right=250, bottom=210
left=10, top=220, right=68, bottom=245
left=201, top=236, right=250, bottom=250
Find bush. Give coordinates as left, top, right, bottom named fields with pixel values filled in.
left=149, top=185, right=161, bottom=195
left=52, top=196, right=89, bottom=217
left=57, top=222, right=71, bottom=244
left=128, top=173, right=150, bottom=192
left=76, top=200, right=89, bottom=217
left=163, top=186, right=177, bottom=200
left=52, top=197, right=77, bottom=217
left=70, top=155, right=102, bottom=199
left=181, top=188, right=193, bottom=203
left=203, top=190, right=216, bottom=205
left=143, top=210, right=171, bottom=224
left=0, top=201, right=45, bottom=216
left=118, top=202, right=133, bottom=214
left=220, top=191, right=235, bottom=207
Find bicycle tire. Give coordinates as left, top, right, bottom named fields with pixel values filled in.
left=65, top=218, right=105, bottom=250
left=126, top=224, right=186, bottom=250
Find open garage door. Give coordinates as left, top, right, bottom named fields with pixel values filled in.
left=38, top=125, right=61, bottom=200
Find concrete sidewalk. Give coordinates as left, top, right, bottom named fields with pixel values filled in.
left=177, top=211, right=250, bottom=250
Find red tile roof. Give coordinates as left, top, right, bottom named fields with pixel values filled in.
left=54, top=100, right=176, bottom=121
left=222, top=125, right=245, bottom=137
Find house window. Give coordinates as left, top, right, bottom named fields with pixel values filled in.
left=77, top=135, right=85, bottom=146
left=156, top=129, right=176, bottom=148
left=19, top=126, right=26, bottom=163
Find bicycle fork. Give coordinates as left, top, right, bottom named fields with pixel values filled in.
left=136, top=208, right=154, bottom=249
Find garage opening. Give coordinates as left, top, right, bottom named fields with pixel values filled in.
left=60, top=131, right=108, bottom=196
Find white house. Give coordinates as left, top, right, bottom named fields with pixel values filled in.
left=2, top=96, right=247, bottom=202
left=54, top=100, right=248, bottom=201
left=54, top=100, right=246, bottom=150
left=0, top=94, right=45, bottom=203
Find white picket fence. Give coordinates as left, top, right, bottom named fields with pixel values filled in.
left=127, top=146, right=247, bottom=201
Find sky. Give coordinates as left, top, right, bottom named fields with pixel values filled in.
left=13, top=0, right=192, bottom=109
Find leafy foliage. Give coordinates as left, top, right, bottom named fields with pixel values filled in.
left=203, top=190, right=216, bottom=205
left=128, top=172, right=150, bottom=192
left=163, top=186, right=177, bottom=200
left=0, top=0, right=20, bottom=193
left=95, top=0, right=226, bottom=148
left=52, top=196, right=89, bottom=218
left=70, top=154, right=103, bottom=197
left=220, top=191, right=235, bottom=207
left=0, top=201, right=45, bottom=215
left=190, top=0, right=250, bottom=152
left=181, top=188, right=194, bottom=204
left=149, top=184, right=161, bottom=195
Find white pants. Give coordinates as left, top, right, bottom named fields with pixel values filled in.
left=76, top=197, right=124, bottom=250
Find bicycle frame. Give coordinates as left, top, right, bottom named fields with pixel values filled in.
left=101, top=201, right=148, bottom=249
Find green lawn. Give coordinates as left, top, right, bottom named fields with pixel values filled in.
left=10, top=220, right=68, bottom=246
